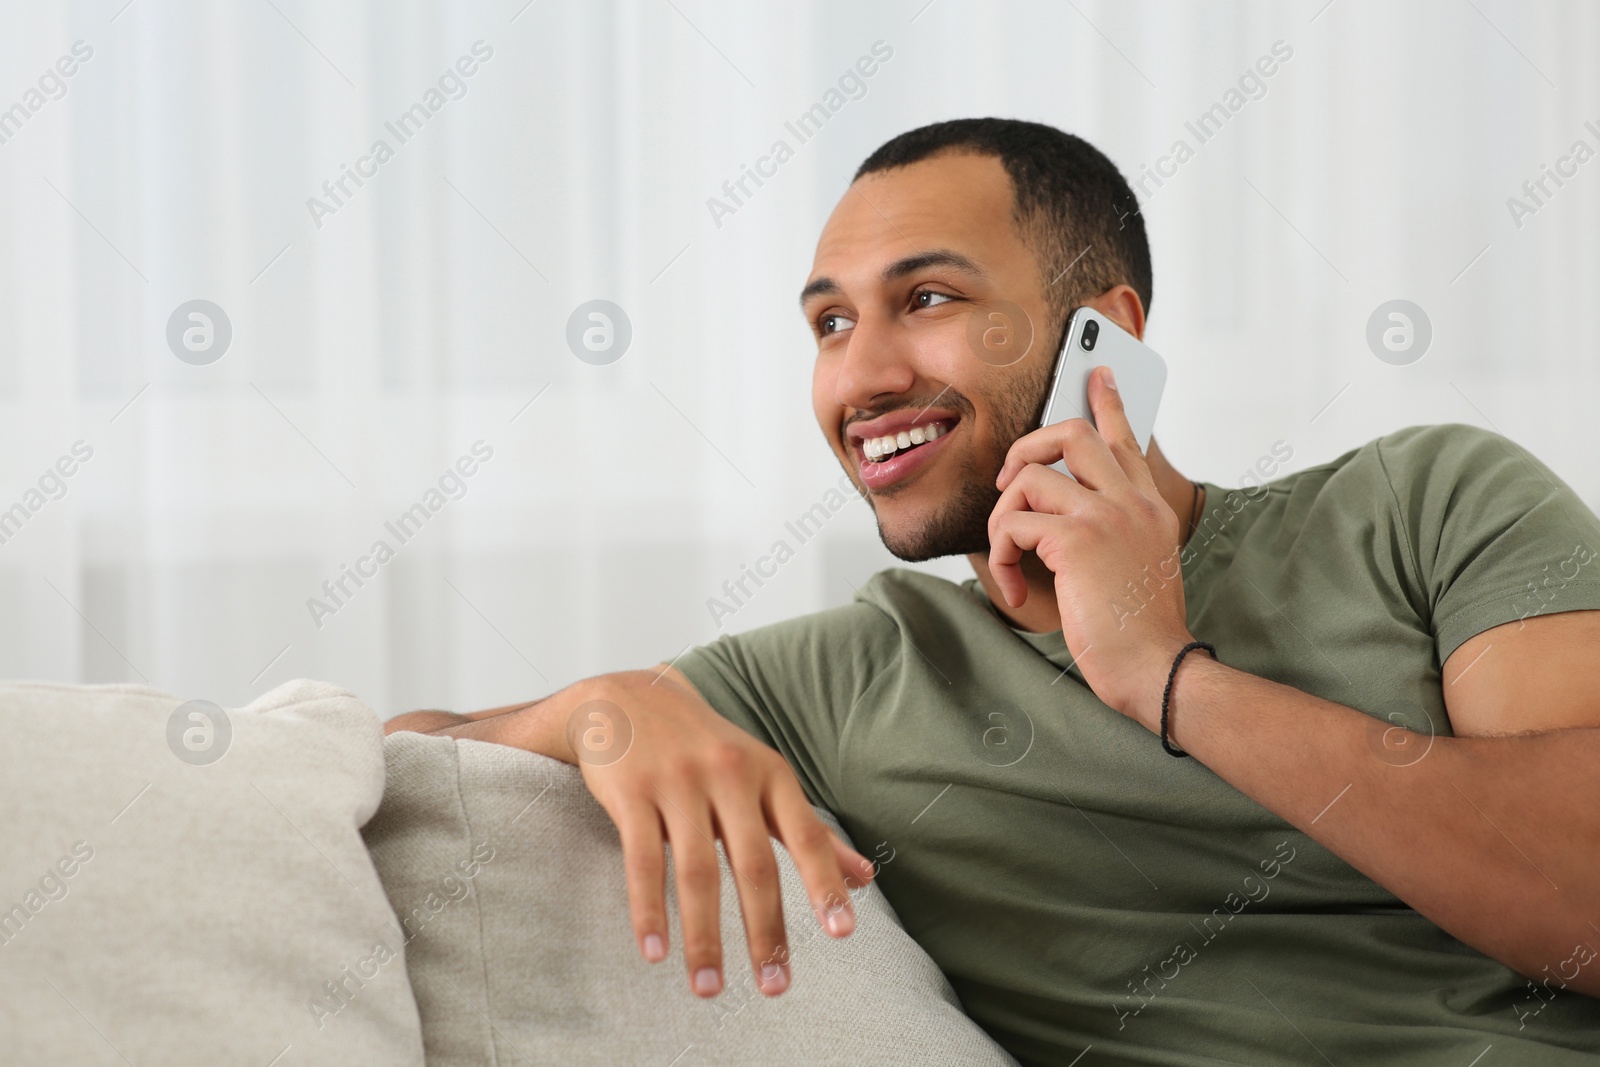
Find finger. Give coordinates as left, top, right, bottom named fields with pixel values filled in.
left=656, top=790, right=725, bottom=997
left=612, top=793, right=670, bottom=964
left=986, top=506, right=1029, bottom=608
left=831, top=835, right=877, bottom=890
left=986, top=463, right=1094, bottom=604
left=992, top=460, right=1095, bottom=523
left=713, top=802, right=792, bottom=996
left=987, top=509, right=1061, bottom=606
left=986, top=472, right=1041, bottom=608
left=696, top=741, right=790, bottom=995
left=1086, top=366, right=1157, bottom=489
left=765, top=777, right=857, bottom=939
left=990, top=509, right=1058, bottom=558
left=996, top=417, right=1125, bottom=493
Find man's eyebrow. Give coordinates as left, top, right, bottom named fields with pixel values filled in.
left=798, top=276, right=841, bottom=309
left=798, top=248, right=989, bottom=309
left=883, top=248, right=988, bottom=283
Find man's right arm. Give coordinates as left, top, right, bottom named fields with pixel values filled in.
left=384, top=667, right=876, bottom=1000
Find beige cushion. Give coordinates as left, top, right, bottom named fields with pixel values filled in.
left=0, top=679, right=425, bottom=1067
left=364, top=731, right=1018, bottom=1066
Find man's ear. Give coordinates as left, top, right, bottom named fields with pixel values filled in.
left=1084, top=284, right=1147, bottom=340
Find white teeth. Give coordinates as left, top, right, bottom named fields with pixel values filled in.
left=859, top=420, right=950, bottom=462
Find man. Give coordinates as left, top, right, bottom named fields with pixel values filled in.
left=387, top=119, right=1600, bottom=1065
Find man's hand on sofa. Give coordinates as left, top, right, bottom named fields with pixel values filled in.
left=383, top=668, right=878, bottom=1000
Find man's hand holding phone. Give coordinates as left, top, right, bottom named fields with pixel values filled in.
left=989, top=364, right=1198, bottom=730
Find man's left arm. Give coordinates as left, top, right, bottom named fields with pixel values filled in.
left=989, top=366, right=1600, bottom=996
left=1155, top=609, right=1600, bottom=996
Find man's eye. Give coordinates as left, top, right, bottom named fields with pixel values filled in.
left=820, top=312, right=856, bottom=336
left=913, top=289, right=956, bottom=309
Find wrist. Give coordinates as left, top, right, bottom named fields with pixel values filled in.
left=1146, top=643, right=1222, bottom=746
left=538, top=670, right=658, bottom=764
left=1127, top=635, right=1206, bottom=733
left=463, top=678, right=609, bottom=760
left=383, top=709, right=469, bottom=736
left=519, top=674, right=624, bottom=762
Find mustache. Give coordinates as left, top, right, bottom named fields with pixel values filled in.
left=842, top=386, right=974, bottom=433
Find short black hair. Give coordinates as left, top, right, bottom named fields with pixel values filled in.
left=853, top=118, right=1152, bottom=326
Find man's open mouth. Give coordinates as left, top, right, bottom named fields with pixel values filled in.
left=860, top=418, right=957, bottom=463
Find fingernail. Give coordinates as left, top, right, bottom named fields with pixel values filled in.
left=1104, top=367, right=1118, bottom=390
left=693, top=967, right=722, bottom=996
left=758, top=960, right=790, bottom=994
left=825, top=905, right=855, bottom=936
left=642, top=934, right=665, bottom=962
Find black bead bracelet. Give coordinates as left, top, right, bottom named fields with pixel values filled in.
left=1160, top=640, right=1216, bottom=758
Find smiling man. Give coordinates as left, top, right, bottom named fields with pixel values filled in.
left=388, top=118, right=1600, bottom=1066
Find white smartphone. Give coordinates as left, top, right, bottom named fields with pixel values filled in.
left=1037, top=307, right=1167, bottom=476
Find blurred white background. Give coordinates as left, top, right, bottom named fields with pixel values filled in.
left=0, top=0, right=1595, bottom=716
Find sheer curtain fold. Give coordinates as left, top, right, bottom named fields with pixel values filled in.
left=0, top=0, right=1593, bottom=714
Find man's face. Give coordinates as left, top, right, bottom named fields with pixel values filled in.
left=802, top=152, right=1056, bottom=561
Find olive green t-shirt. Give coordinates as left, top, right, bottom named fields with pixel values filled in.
left=674, top=423, right=1600, bottom=1067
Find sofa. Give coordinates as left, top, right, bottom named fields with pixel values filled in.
left=0, top=679, right=1019, bottom=1065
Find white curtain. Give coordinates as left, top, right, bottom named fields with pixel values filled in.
left=1, top=0, right=1595, bottom=716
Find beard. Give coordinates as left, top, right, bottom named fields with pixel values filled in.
left=861, top=360, right=1052, bottom=563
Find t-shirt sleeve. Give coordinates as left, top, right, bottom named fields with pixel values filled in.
left=1377, top=423, right=1600, bottom=665
left=671, top=599, right=899, bottom=811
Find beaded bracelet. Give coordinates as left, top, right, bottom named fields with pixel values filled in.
left=1160, top=640, right=1216, bottom=758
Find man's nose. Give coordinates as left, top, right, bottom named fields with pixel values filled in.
left=833, top=312, right=916, bottom=410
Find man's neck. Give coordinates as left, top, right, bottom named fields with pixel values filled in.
left=966, top=437, right=1201, bottom=633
